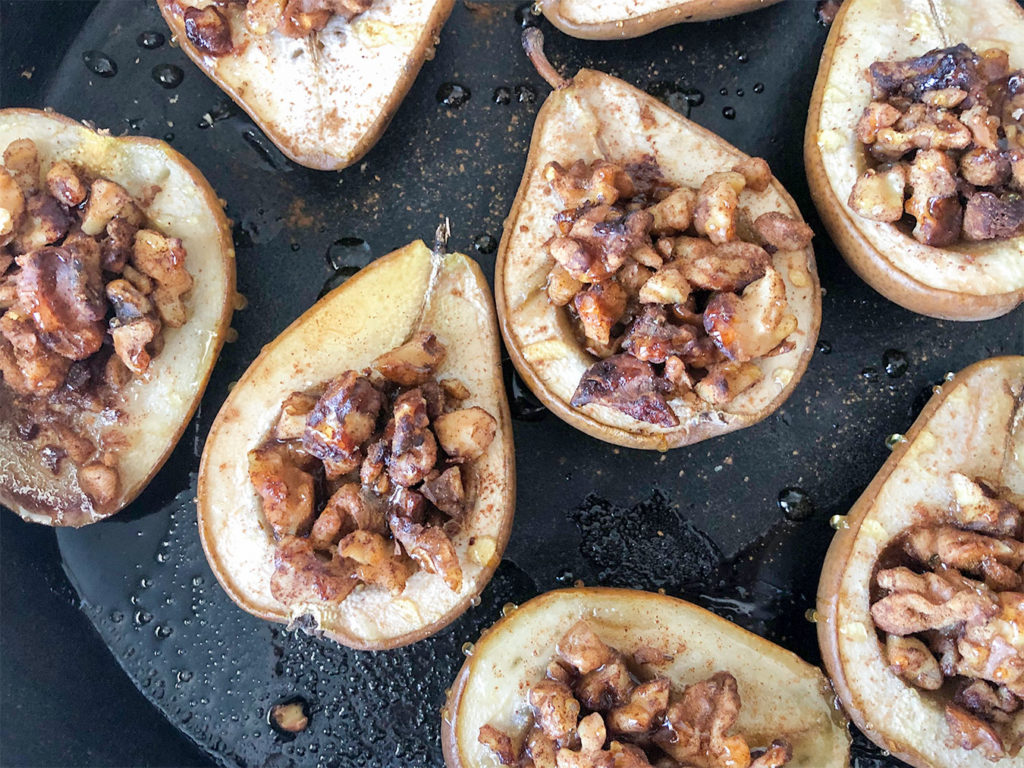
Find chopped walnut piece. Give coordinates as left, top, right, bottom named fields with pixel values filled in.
left=871, top=566, right=1000, bottom=635
left=732, top=157, right=772, bottom=193
left=957, top=592, right=1024, bottom=696
left=433, top=407, right=497, bottom=463
left=752, top=212, right=813, bottom=252
left=848, top=165, right=908, bottom=222
left=703, top=267, right=797, bottom=363
left=873, top=113, right=972, bottom=157
left=545, top=159, right=635, bottom=209
left=951, top=473, right=1024, bottom=539
left=749, top=740, right=794, bottom=768
left=3, top=138, right=40, bottom=195
left=574, top=281, right=627, bottom=347
left=132, top=229, right=193, bottom=327
left=960, top=105, right=1001, bottom=150
left=960, top=148, right=1012, bottom=188
left=45, top=161, right=87, bottom=207
left=856, top=102, right=903, bottom=144
left=338, top=529, right=410, bottom=595
left=478, top=724, right=518, bottom=766
left=946, top=704, right=1006, bottom=760
left=694, top=361, right=763, bottom=406
left=654, top=671, right=746, bottom=767
left=248, top=444, right=316, bottom=539
left=440, top=377, right=471, bottom=402
left=421, top=466, right=465, bottom=518
left=963, top=192, right=1024, bottom=241
left=0, top=309, right=71, bottom=393
left=570, top=207, right=654, bottom=280
left=905, top=149, right=962, bottom=246
left=529, top=679, right=581, bottom=741
left=303, top=371, right=383, bottom=471
left=0, top=168, right=25, bottom=245
left=693, top=171, right=745, bottom=244
left=270, top=535, right=356, bottom=604
left=607, top=678, right=670, bottom=736
left=571, top=354, right=678, bottom=427
left=638, top=263, right=690, bottom=305
left=576, top=654, right=633, bottom=711
left=649, top=187, right=698, bottom=234
left=373, top=331, right=447, bottom=386
left=672, top=238, right=770, bottom=293
left=556, top=712, right=608, bottom=768
left=903, top=525, right=1024, bottom=590
left=621, top=306, right=696, bottom=365
left=184, top=5, right=233, bottom=55
left=885, top=634, right=944, bottom=690
left=324, top=482, right=386, bottom=536
left=309, top=507, right=343, bottom=550
left=13, top=194, right=73, bottom=253
left=389, top=514, right=462, bottom=591
left=526, top=727, right=559, bottom=768
left=275, top=392, right=318, bottom=441
left=78, top=461, right=120, bottom=508
left=80, top=179, right=140, bottom=237
left=548, top=263, right=584, bottom=306
left=106, top=278, right=160, bottom=374
left=557, top=620, right=616, bottom=674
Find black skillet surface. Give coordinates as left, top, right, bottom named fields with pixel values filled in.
left=2, top=0, right=1023, bottom=766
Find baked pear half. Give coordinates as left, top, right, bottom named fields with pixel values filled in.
left=198, top=241, right=514, bottom=650
left=442, top=587, right=851, bottom=768
left=497, top=32, right=820, bottom=451
left=805, top=0, right=1024, bottom=320
left=539, top=0, right=782, bottom=40
left=158, top=0, right=455, bottom=170
left=818, top=356, right=1024, bottom=766
left=0, top=108, right=234, bottom=527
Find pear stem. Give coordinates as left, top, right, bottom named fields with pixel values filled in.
left=522, top=28, right=570, bottom=90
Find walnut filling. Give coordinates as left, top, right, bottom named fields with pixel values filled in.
left=477, top=620, right=792, bottom=768
left=180, top=0, right=375, bottom=55
left=249, top=333, right=497, bottom=606
left=0, top=138, right=194, bottom=509
left=849, top=44, right=1024, bottom=245
left=542, top=157, right=809, bottom=426
left=870, top=474, right=1024, bottom=759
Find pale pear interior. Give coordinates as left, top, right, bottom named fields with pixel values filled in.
left=449, top=589, right=850, bottom=768
left=199, top=242, right=513, bottom=647
left=0, top=111, right=233, bottom=526
left=812, top=0, right=1024, bottom=296
left=160, top=0, right=450, bottom=169
left=540, top=0, right=779, bottom=29
left=501, top=70, right=818, bottom=444
left=829, top=357, right=1024, bottom=767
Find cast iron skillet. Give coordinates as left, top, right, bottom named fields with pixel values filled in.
left=1, top=1, right=1021, bottom=766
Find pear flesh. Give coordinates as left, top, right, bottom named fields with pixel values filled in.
left=158, top=0, right=455, bottom=170
left=0, top=109, right=235, bottom=527
left=198, top=241, right=515, bottom=650
left=806, top=0, right=1024, bottom=320
left=817, top=356, right=1024, bottom=768
left=498, top=69, right=820, bottom=450
left=539, top=0, right=782, bottom=39
left=442, top=587, right=851, bottom=768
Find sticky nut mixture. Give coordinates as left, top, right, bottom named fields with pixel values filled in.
left=870, top=474, right=1024, bottom=759
left=542, top=157, right=811, bottom=426
left=849, top=44, right=1024, bottom=245
left=249, top=332, right=497, bottom=606
left=477, top=620, right=792, bottom=768
left=0, top=138, right=193, bottom=509
left=180, top=0, right=374, bottom=57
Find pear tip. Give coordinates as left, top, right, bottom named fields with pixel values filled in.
left=521, top=28, right=570, bottom=91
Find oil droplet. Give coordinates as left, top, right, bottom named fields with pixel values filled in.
left=469, top=595, right=482, bottom=607
left=718, top=87, right=729, bottom=96
left=140, top=576, right=152, bottom=589
left=885, top=433, right=907, bottom=450
left=191, top=575, right=205, bottom=587
left=233, top=292, right=248, bottom=311
left=509, top=369, right=546, bottom=421
left=325, top=237, right=371, bottom=271
left=816, top=340, right=832, bottom=354
left=882, top=349, right=908, bottom=378
left=829, top=514, right=850, bottom=530
left=753, top=82, right=764, bottom=94
left=127, top=117, right=144, bottom=131
left=778, top=488, right=815, bottom=521
left=493, top=86, right=511, bottom=105
left=657, top=587, right=666, bottom=595
left=137, top=31, right=165, bottom=49
left=646, top=83, right=693, bottom=115
left=932, top=385, right=943, bottom=395
left=685, top=89, right=704, bottom=107
left=155, top=624, right=173, bottom=639
left=134, top=609, right=154, bottom=626
left=177, top=669, right=193, bottom=683
left=861, top=366, right=880, bottom=381
left=225, top=327, right=239, bottom=343
left=722, top=107, right=736, bottom=120
left=152, top=64, right=184, bottom=89
left=943, top=371, right=955, bottom=382
left=501, top=602, right=518, bottom=616
left=110, top=610, right=124, bottom=623
left=473, top=234, right=497, bottom=254
left=461, top=642, right=475, bottom=656
left=804, top=608, right=820, bottom=623
left=573, top=579, right=585, bottom=588
left=515, top=84, right=537, bottom=104
left=554, top=569, right=574, bottom=585
left=163, top=132, right=174, bottom=142
left=737, top=52, right=749, bottom=63
left=437, top=82, right=470, bottom=109
left=83, top=50, right=117, bottom=78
